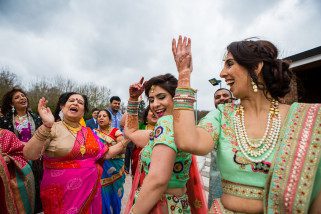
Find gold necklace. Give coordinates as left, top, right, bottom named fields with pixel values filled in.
left=16, top=114, right=28, bottom=122
left=62, top=121, right=86, bottom=156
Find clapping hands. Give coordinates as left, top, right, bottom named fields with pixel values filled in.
left=38, top=97, right=54, bottom=128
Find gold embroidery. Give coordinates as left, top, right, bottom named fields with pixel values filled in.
left=222, top=179, right=264, bottom=200
left=100, top=166, right=125, bottom=186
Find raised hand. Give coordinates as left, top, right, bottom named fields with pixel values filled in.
left=129, top=77, right=145, bottom=100
left=38, top=97, right=54, bottom=128
left=172, top=35, right=193, bottom=74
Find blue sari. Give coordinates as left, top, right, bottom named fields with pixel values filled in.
left=94, top=128, right=125, bottom=214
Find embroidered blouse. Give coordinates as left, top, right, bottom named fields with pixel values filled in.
left=140, top=115, right=192, bottom=188
left=198, top=103, right=276, bottom=189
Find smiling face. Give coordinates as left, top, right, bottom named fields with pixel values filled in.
left=220, top=52, right=251, bottom=99
left=11, top=91, right=28, bottom=112
left=214, top=89, right=232, bottom=107
left=146, top=110, right=158, bottom=125
left=61, top=94, right=85, bottom=122
left=148, top=85, right=174, bottom=118
left=97, top=110, right=111, bottom=128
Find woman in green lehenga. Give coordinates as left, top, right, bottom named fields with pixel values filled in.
left=171, top=36, right=321, bottom=213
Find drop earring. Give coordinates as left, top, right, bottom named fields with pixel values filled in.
left=11, top=106, right=15, bottom=114
left=251, top=79, right=258, bottom=93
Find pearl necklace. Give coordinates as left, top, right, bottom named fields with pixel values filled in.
left=234, top=99, right=281, bottom=163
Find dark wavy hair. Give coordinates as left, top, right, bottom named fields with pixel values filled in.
left=53, top=92, right=89, bottom=121
left=144, top=73, right=178, bottom=98
left=1, top=87, right=29, bottom=116
left=227, top=39, right=293, bottom=101
left=97, top=109, right=111, bottom=120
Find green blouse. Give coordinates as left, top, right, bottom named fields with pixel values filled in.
left=198, top=103, right=275, bottom=188
left=140, top=115, right=192, bottom=188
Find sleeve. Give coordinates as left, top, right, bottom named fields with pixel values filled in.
left=197, top=107, right=222, bottom=149
left=152, top=115, right=177, bottom=153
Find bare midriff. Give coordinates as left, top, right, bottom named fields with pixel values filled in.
left=221, top=193, right=263, bottom=213
left=165, top=186, right=187, bottom=197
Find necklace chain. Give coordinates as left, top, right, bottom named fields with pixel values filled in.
left=234, top=99, right=281, bottom=163
left=62, top=121, right=86, bottom=156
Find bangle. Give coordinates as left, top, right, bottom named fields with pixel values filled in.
left=127, top=100, right=140, bottom=115
left=43, top=123, right=52, bottom=129
left=120, top=140, right=126, bottom=148
left=173, top=87, right=196, bottom=111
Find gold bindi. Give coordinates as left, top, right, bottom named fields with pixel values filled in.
left=150, top=85, right=155, bottom=94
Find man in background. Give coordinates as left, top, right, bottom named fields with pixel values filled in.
left=107, top=96, right=123, bottom=131
left=86, top=108, right=99, bottom=130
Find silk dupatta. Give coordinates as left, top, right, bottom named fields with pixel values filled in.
left=0, top=129, right=35, bottom=214
left=41, top=127, right=108, bottom=214
left=265, top=103, right=321, bottom=213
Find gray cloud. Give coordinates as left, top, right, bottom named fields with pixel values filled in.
left=0, top=0, right=320, bottom=110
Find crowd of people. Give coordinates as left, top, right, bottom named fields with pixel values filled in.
left=0, top=36, right=321, bottom=214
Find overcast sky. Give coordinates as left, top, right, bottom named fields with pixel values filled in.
left=0, top=0, right=320, bottom=110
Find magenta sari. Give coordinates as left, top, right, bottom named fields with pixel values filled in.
left=40, top=127, right=108, bottom=214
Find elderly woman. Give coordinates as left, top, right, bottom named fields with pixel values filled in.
left=0, top=87, right=43, bottom=212
left=23, top=92, right=128, bottom=213
left=171, top=36, right=321, bottom=213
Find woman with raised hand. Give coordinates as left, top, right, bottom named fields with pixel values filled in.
left=171, top=36, right=321, bottom=213
left=93, top=109, right=125, bottom=214
left=124, top=75, right=206, bottom=214
left=23, top=92, right=128, bottom=214
left=0, top=87, right=43, bottom=213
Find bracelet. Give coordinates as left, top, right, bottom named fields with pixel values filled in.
left=127, top=100, right=140, bottom=115
left=34, top=126, right=51, bottom=141
left=173, top=87, right=196, bottom=111
left=120, top=140, right=126, bottom=149
left=43, top=123, right=52, bottom=129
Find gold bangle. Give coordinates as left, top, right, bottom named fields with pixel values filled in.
left=120, top=140, right=126, bottom=148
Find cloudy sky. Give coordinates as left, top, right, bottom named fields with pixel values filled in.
left=0, top=0, right=320, bottom=110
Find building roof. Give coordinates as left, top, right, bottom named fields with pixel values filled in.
left=284, top=46, right=321, bottom=70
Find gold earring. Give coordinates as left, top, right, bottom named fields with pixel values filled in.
left=251, top=79, right=258, bottom=93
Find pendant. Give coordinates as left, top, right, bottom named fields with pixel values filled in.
left=80, top=145, right=86, bottom=156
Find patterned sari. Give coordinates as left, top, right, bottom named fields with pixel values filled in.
left=40, top=127, right=108, bottom=214
left=94, top=128, right=125, bottom=214
left=0, top=129, right=35, bottom=214
left=265, top=103, right=321, bottom=213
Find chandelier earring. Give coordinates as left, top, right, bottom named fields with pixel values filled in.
left=11, top=106, right=15, bottom=114
left=251, top=79, right=258, bottom=93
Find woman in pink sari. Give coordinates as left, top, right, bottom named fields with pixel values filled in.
left=23, top=92, right=128, bottom=214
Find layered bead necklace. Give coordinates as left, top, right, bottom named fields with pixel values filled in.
left=234, top=99, right=281, bottom=163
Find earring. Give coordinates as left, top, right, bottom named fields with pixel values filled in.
left=251, top=79, right=258, bottom=93
left=11, top=106, right=15, bottom=113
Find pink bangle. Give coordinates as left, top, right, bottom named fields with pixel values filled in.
left=43, top=123, right=52, bottom=129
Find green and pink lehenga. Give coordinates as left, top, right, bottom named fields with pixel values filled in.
left=199, top=103, right=321, bottom=213
left=40, top=125, right=108, bottom=214
left=0, top=129, right=35, bottom=214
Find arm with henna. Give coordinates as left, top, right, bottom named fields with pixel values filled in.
left=172, top=36, right=214, bottom=155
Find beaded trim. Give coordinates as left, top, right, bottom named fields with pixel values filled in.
left=222, top=179, right=264, bottom=200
